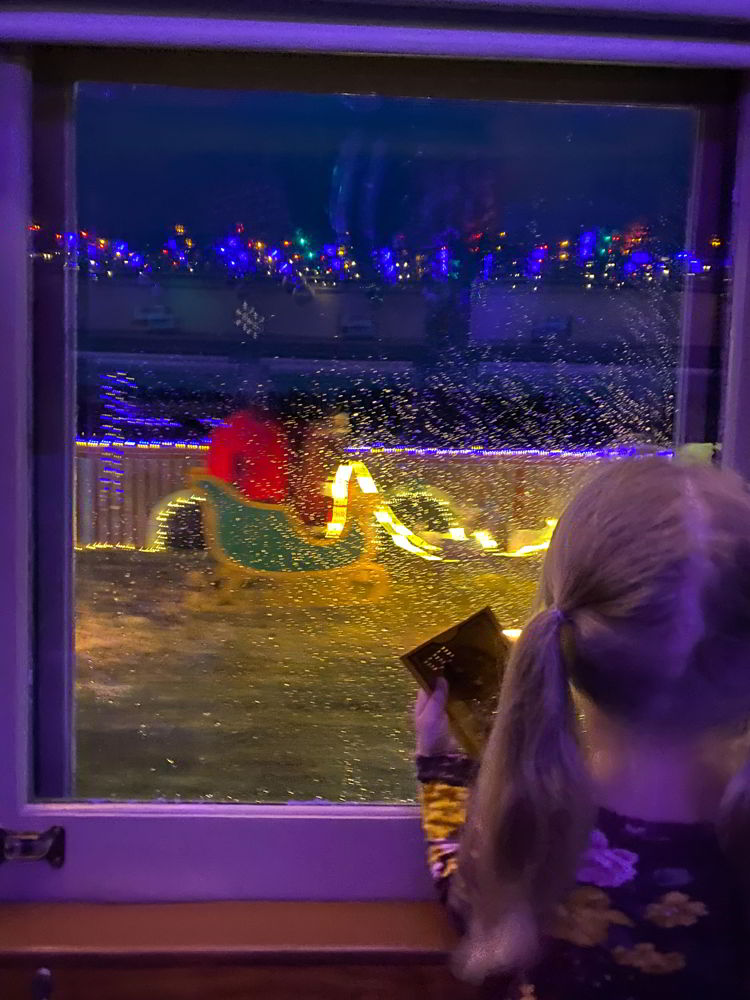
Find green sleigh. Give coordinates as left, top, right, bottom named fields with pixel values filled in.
left=186, top=471, right=387, bottom=603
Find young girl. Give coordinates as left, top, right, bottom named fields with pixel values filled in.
left=415, top=458, right=750, bottom=998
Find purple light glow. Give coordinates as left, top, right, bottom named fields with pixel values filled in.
left=346, top=444, right=674, bottom=460
left=75, top=439, right=674, bottom=460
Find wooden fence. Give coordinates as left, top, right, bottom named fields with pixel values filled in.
left=75, top=441, right=208, bottom=548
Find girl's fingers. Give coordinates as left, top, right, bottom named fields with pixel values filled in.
left=415, top=687, right=430, bottom=715
left=415, top=677, right=449, bottom=722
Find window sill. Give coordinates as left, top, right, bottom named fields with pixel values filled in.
left=0, top=900, right=459, bottom=965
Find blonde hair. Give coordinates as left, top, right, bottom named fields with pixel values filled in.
left=453, top=457, right=750, bottom=982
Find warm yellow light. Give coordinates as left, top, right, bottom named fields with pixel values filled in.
left=473, top=530, right=498, bottom=550
left=501, top=539, right=550, bottom=558
left=503, top=628, right=522, bottom=641
left=356, top=475, right=377, bottom=494
left=330, top=465, right=353, bottom=488
left=312, top=461, right=559, bottom=566
left=391, top=535, right=441, bottom=560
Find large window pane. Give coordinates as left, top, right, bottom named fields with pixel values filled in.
left=55, top=83, right=704, bottom=801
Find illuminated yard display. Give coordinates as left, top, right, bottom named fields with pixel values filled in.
left=76, top=437, right=594, bottom=567
left=74, top=433, right=645, bottom=801
left=71, top=83, right=698, bottom=803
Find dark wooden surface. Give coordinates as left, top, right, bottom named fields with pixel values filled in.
left=0, top=901, right=481, bottom=999
left=3, top=962, right=481, bottom=1000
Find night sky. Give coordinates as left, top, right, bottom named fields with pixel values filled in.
left=77, top=83, right=696, bottom=249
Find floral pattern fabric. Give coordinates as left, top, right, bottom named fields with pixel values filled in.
left=576, top=829, right=638, bottom=888
left=417, top=753, right=746, bottom=1000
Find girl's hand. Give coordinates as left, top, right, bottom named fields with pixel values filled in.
left=414, top=678, right=461, bottom=756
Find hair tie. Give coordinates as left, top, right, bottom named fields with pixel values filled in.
left=549, top=606, right=566, bottom=626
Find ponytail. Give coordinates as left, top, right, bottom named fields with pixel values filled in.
left=452, top=607, right=593, bottom=983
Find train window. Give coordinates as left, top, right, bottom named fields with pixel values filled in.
left=53, top=82, right=705, bottom=803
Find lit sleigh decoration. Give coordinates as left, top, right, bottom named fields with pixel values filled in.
left=147, top=404, right=562, bottom=606
left=160, top=410, right=387, bottom=607
left=325, top=461, right=557, bottom=562
left=184, top=463, right=389, bottom=607
left=177, top=455, right=556, bottom=609
left=178, top=462, right=438, bottom=608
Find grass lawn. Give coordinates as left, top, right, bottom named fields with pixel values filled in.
left=75, top=548, right=537, bottom=803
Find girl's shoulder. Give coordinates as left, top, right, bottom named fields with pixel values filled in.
left=567, top=806, right=736, bottom=948
left=588, top=806, right=730, bottom=901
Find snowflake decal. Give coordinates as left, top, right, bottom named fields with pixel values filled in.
left=235, top=301, right=265, bottom=340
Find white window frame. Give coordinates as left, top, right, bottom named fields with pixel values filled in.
left=3, top=4, right=750, bottom=66
left=1, top=9, right=750, bottom=904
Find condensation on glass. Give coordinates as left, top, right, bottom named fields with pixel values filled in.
left=56, top=84, right=705, bottom=802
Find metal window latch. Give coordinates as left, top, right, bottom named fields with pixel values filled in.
left=0, top=826, right=65, bottom=868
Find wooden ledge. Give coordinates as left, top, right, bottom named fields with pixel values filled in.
left=0, top=901, right=459, bottom=966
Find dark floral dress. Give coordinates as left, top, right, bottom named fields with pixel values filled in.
left=417, top=753, right=747, bottom=999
